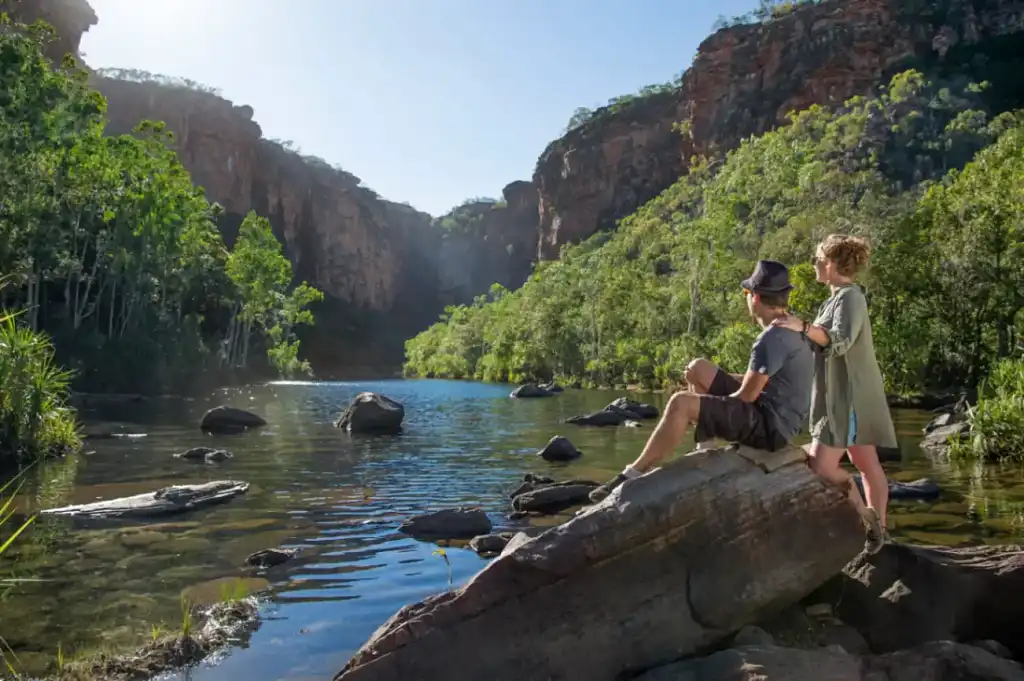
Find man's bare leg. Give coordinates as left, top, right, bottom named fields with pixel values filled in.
left=589, top=391, right=702, bottom=503
left=684, top=358, right=719, bottom=394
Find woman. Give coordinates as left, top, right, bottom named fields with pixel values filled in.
left=772, top=234, right=896, bottom=554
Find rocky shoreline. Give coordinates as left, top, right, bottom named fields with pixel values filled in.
left=333, top=432, right=1024, bottom=681
left=48, top=598, right=261, bottom=681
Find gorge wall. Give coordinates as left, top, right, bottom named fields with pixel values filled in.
left=91, top=75, right=444, bottom=374
left=534, top=0, right=1024, bottom=259
left=4, top=0, right=540, bottom=375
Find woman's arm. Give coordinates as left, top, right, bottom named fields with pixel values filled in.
left=770, top=315, right=830, bottom=347
left=803, top=322, right=831, bottom=348
left=820, top=287, right=866, bottom=357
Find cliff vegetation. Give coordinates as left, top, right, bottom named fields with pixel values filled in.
left=404, top=70, right=1024, bottom=400
left=0, top=17, right=323, bottom=401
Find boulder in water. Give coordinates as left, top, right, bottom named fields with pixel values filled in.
left=335, top=392, right=404, bottom=434
left=511, top=481, right=599, bottom=514
left=608, top=397, right=659, bottom=419
left=334, top=444, right=865, bottom=681
left=469, top=534, right=511, bottom=556
left=200, top=406, right=266, bottom=434
left=510, top=383, right=555, bottom=398
left=565, top=409, right=629, bottom=427
left=921, top=422, right=970, bottom=455
left=399, top=508, right=492, bottom=540
left=537, top=435, right=582, bottom=462
left=539, top=382, right=564, bottom=393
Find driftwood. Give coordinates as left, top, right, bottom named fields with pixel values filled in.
left=335, top=444, right=866, bottom=681
left=41, top=481, right=250, bottom=519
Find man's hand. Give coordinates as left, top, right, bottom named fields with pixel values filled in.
left=729, top=370, right=770, bottom=403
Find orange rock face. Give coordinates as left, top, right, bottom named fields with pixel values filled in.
left=534, top=0, right=1024, bottom=260
left=93, top=76, right=427, bottom=315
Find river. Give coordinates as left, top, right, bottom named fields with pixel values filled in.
left=3, top=378, right=1024, bottom=680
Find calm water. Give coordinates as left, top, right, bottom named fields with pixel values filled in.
left=4, top=379, right=1024, bottom=679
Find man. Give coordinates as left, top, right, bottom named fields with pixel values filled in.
left=588, top=259, right=814, bottom=503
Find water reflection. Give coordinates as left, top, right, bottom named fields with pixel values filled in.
left=1, top=379, right=1024, bottom=680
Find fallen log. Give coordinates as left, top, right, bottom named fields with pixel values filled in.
left=41, top=481, right=250, bottom=519
left=335, top=444, right=866, bottom=681
left=821, top=542, right=1024, bottom=659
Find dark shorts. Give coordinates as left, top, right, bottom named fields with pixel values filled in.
left=695, top=369, right=789, bottom=452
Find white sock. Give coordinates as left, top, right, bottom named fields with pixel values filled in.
left=622, top=465, right=643, bottom=479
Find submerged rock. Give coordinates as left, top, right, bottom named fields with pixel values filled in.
left=335, top=444, right=865, bottom=681
left=399, top=508, right=492, bottom=540
left=175, top=447, right=233, bottom=463
left=566, top=398, right=658, bottom=427
left=246, top=547, right=299, bottom=569
left=537, top=435, right=582, bottom=462
left=853, top=475, right=941, bottom=501
left=335, top=392, right=405, bottom=434
left=200, top=406, right=266, bottom=434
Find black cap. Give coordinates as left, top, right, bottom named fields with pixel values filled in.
left=741, top=260, right=794, bottom=294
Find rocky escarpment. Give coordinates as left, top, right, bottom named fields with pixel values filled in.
left=0, top=0, right=96, bottom=63
left=89, top=76, right=441, bottom=373
left=534, top=0, right=1024, bottom=260
left=433, top=181, right=539, bottom=307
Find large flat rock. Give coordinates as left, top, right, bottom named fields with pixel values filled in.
left=335, top=444, right=866, bottom=681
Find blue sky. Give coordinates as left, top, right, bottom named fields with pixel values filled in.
left=82, top=0, right=761, bottom=216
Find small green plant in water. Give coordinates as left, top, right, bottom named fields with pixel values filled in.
left=951, top=358, right=1024, bottom=462
left=432, top=548, right=453, bottom=588
left=218, top=577, right=251, bottom=603
left=179, top=595, right=194, bottom=639
left=150, top=624, right=165, bottom=642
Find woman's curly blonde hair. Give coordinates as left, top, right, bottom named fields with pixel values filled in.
left=817, top=233, right=872, bottom=277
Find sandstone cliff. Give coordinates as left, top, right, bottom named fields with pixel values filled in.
left=534, top=0, right=1024, bottom=260
left=0, top=0, right=96, bottom=63
left=434, top=181, right=539, bottom=307
left=89, top=75, right=444, bottom=374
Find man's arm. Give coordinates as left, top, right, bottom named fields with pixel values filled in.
left=729, top=370, right=769, bottom=403
left=730, top=330, right=782, bottom=402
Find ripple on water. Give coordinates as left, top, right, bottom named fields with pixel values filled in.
left=4, top=379, right=1024, bottom=681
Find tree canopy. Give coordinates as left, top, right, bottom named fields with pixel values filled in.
left=0, top=16, right=323, bottom=394
left=405, top=71, right=1024, bottom=397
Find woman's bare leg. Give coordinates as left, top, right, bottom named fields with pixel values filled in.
left=847, top=445, right=889, bottom=527
left=808, top=439, right=884, bottom=553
